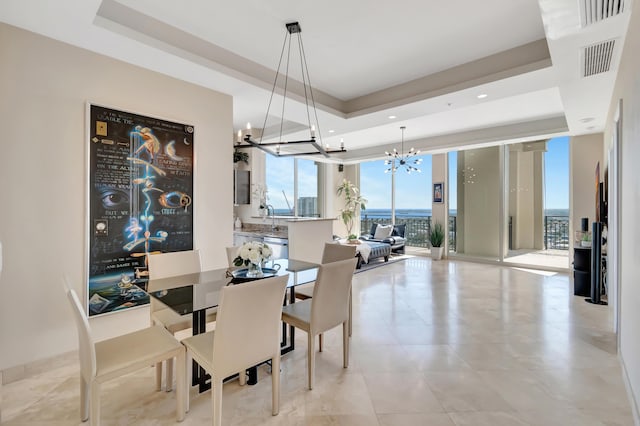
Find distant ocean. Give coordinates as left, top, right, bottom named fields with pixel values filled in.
left=361, top=208, right=570, bottom=219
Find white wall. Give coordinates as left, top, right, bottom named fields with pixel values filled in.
left=603, top=3, right=640, bottom=419
left=0, top=24, right=233, bottom=371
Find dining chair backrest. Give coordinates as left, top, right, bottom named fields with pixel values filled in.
left=148, top=249, right=201, bottom=280
left=321, top=243, right=356, bottom=264
left=212, top=275, right=288, bottom=378
left=64, top=280, right=97, bottom=382
left=147, top=250, right=201, bottom=295
left=310, top=258, right=358, bottom=333
left=225, top=246, right=241, bottom=268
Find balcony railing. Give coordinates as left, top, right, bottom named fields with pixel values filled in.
left=361, top=215, right=457, bottom=251
left=544, top=216, right=570, bottom=250
left=361, top=214, right=568, bottom=251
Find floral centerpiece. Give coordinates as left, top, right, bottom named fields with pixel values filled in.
left=233, top=241, right=273, bottom=278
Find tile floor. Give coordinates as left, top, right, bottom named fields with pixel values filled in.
left=2, top=257, right=635, bottom=425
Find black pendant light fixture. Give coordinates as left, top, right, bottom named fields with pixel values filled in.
left=234, top=22, right=346, bottom=158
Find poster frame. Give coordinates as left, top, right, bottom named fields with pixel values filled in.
left=85, top=102, right=195, bottom=316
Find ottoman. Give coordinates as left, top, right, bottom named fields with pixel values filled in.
left=356, top=241, right=391, bottom=269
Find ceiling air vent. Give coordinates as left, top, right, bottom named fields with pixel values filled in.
left=582, top=39, right=616, bottom=77
left=581, top=0, right=625, bottom=27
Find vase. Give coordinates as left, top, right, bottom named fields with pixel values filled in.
left=431, top=247, right=444, bottom=261
left=246, top=262, right=264, bottom=278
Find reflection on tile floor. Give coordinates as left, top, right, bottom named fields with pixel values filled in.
left=2, top=257, right=634, bottom=425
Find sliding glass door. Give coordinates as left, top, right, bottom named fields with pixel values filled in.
left=448, top=139, right=569, bottom=269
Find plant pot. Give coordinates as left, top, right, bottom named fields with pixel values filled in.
left=431, top=247, right=444, bottom=260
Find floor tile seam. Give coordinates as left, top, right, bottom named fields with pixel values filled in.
left=474, top=370, right=566, bottom=406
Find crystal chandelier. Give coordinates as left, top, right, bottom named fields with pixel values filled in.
left=235, top=22, right=346, bottom=158
left=384, top=126, right=422, bottom=173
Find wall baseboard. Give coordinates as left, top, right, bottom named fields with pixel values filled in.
left=1, top=350, right=77, bottom=385
left=620, top=352, right=640, bottom=426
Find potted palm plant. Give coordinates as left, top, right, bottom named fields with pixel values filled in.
left=337, top=179, right=367, bottom=242
left=429, top=221, right=445, bottom=260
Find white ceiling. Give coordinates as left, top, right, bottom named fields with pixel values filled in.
left=0, top=0, right=633, bottom=163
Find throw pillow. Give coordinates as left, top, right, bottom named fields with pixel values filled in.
left=373, top=224, right=393, bottom=239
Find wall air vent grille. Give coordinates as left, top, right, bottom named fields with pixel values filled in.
left=581, top=0, right=624, bottom=26
left=582, top=39, right=616, bottom=77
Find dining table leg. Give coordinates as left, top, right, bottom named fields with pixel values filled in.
left=192, top=310, right=212, bottom=392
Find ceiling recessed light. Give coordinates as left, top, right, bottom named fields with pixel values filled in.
left=579, top=117, right=595, bottom=123
left=477, top=94, right=488, bottom=99
left=388, top=115, right=396, bottom=119
left=328, top=130, right=335, bottom=133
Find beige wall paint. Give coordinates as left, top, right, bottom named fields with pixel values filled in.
left=569, top=133, right=603, bottom=249
left=0, top=24, right=233, bottom=370
left=603, top=3, right=640, bottom=419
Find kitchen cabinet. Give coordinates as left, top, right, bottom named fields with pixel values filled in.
left=234, top=170, right=250, bottom=205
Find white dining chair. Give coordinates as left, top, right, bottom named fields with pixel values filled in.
left=225, top=246, right=241, bottom=270
left=295, top=243, right=356, bottom=299
left=181, top=275, right=288, bottom=426
left=64, top=281, right=185, bottom=426
left=295, top=242, right=357, bottom=338
left=281, top=257, right=358, bottom=390
left=148, top=250, right=217, bottom=391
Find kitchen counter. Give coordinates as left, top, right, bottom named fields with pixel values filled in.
left=234, top=218, right=334, bottom=263
left=234, top=229, right=288, bottom=239
left=285, top=217, right=336, bottom=222
left=234, top=223, right=288, bottom=239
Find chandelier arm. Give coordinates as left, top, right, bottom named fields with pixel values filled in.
left=299, top=35, right=323, bottom=147
left=297, top=33, right=313, bottom=140
left=279, top=34, right=293, bottom=143
left=260, top=31, right=289, bottom=144
left=238, top=22, right=344, bottom=158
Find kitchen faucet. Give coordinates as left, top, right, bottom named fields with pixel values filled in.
left=266, top=204, right=277, bottom=231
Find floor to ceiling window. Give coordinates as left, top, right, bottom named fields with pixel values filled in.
left=448, top=151, right=458, bottom=253
left=359, top=155, right=432, bottom=247
left=504, top=137, right=569, bottom=268
left=265, top=156, right=318, bottom=217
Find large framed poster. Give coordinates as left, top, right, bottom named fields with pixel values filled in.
left=87, top=104, right=194, bottom=316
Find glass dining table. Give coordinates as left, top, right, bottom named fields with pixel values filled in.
left=147, top=258, right=318, bottom=391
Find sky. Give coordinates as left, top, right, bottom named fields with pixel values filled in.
left=544, top=136, right=570, bottom=209
left=360, top=155, right=432, bottom=209
left=265, top=156, right=317, bottom=211
left=266, top=137, right=569, bottom=212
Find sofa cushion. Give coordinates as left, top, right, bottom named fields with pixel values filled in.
left=374, top=224, right=393, bottom=239
left=392, top=224, right=406, bottom=238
